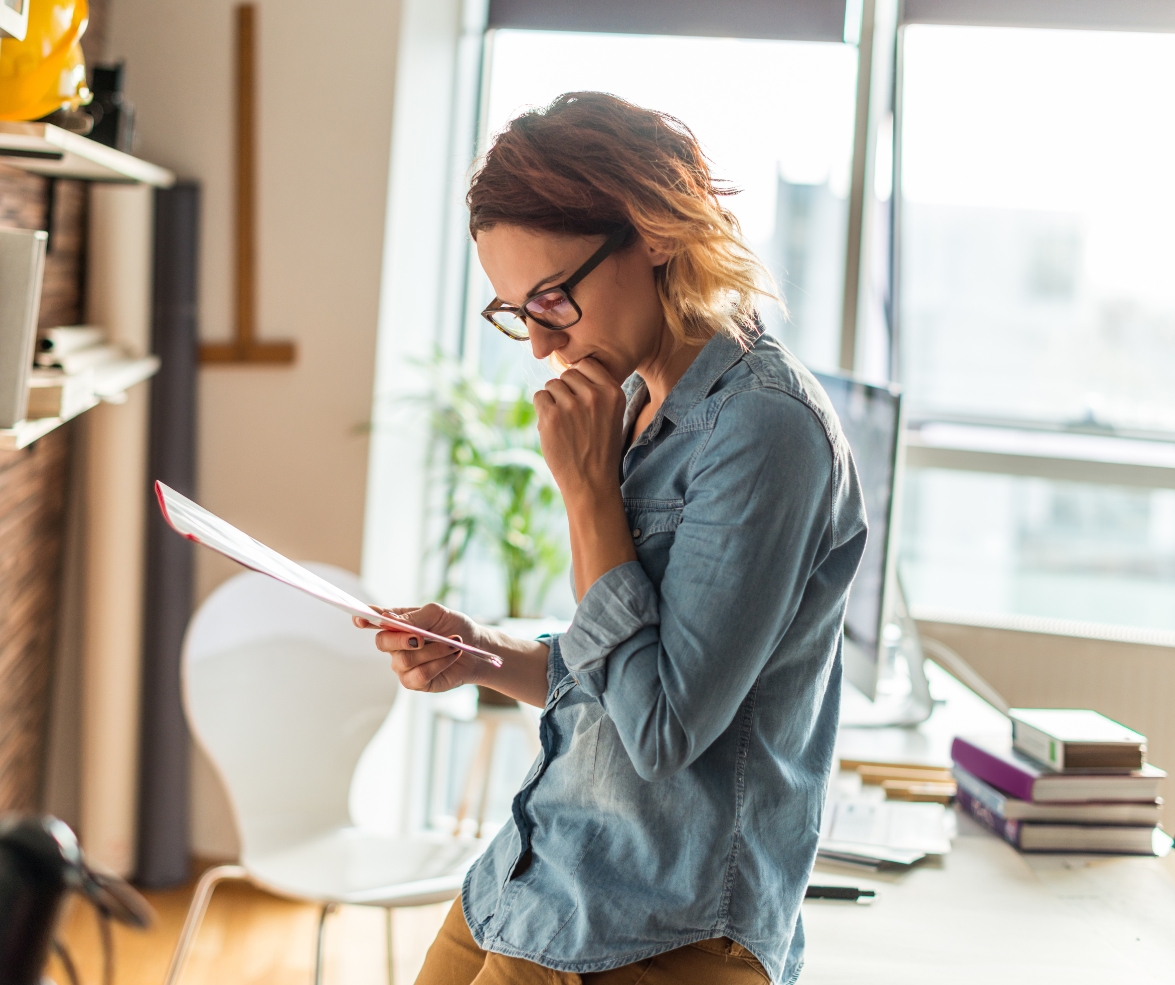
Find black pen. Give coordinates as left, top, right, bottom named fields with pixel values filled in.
left=805, top=885, right=876, bottom=903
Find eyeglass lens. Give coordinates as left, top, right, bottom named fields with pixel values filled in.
left=524, top=289, right=578, bottom=327
left=489, top=309, right=529, bottom=339
left=489, top=288, right=580, bottom=340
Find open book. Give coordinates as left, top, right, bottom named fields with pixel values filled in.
left=155, top=480, right=502, bottom=667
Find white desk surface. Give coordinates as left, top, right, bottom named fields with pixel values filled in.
left=801, top=664, right=1175, bottom=984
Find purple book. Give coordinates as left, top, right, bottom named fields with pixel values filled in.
left=957, top=786, right=1173, bottom=855
left=951, top=736, right=1166, bottom=803
left=956, top=786, right=1022, bottom=847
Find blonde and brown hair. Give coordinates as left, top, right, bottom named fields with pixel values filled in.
left=467, top=92, right=778, bottom=348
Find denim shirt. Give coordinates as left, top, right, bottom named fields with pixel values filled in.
left=463, top=331, right=867, bottom=985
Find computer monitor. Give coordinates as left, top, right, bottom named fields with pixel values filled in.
left=812, top=370, right=909, bottom=705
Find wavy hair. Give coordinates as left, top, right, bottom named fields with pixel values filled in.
left=467, top=92, right=780, bottom=348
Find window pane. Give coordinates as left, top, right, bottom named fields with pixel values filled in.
left=901, top=468, right=1175, bottom=633
left=468, top=30, right=859, bottom=383
left=900, top=26, right=1175, bottom=434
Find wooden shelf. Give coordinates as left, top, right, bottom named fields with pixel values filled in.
left=0, top=356, right=160, bottom=451
left=0, top=123, right=175, bottom=187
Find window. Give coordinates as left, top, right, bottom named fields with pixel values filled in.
left=899, top=26, right=1175, bottom=432
left=467, top=29, right=860, bottom=389
left=897, top=25, right=1175, bottom=632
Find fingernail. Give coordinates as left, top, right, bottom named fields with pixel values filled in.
left=408, top=637, right=420, bottom=648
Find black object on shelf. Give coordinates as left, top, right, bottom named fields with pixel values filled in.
left=87, top=62, right=136, bottom=152
left=137, top=182, right=199, bottom=888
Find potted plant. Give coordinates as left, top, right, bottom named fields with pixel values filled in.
left=425, top=354, right=568, bottom=620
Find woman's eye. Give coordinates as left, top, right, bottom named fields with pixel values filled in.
left=528, top=292, right=568, bottom=313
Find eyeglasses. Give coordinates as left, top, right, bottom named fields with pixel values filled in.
left=481, top=224, right=633, bottom=341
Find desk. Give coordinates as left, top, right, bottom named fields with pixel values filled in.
left=801, top=664, right=1175, bottom=984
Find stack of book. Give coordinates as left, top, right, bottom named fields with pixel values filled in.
left=28, top=325, right=127, bottom=420
left=953, top=709, right=1172, bottom=856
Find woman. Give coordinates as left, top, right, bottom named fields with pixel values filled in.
left=360, top=93, right=866, bottom=985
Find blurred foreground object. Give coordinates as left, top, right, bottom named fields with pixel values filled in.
left=0, top=0, right=92, bottom=123
left=0, top=816, right=152, bottom=985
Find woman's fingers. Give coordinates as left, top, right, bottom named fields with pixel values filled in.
left=374, top=629, right=425, bottom=651
left=542, top=377, right=576, bottom=406
left=382, top=634, right=459, bottom=672
left=567, top=356, right=613, bottom=386
left=395, top=649, right=462, bottom=691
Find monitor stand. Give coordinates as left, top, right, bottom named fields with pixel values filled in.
left=839, top=592, right=935, bottom=728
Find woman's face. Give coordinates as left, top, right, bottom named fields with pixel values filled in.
left=475, top=224, right=670, bottom=383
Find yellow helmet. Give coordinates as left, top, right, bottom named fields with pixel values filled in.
left=0, top=0, right=91, bottom=122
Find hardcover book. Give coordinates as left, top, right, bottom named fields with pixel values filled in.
left=957, top=787, right=1172, bottom=856
left=1010, top=708, right=1146, bottom=772
left=951, top=736, right=1165, bottom=803
left=953, top=765, right=1161, bottom=825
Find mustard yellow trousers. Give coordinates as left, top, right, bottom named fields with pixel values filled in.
left=415, top=897, right=770, bottom=985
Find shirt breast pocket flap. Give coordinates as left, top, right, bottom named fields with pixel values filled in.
left=628, top=503, right=683, bottom=547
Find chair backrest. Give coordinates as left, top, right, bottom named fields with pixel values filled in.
left=183, top=564, right=398, bottom=861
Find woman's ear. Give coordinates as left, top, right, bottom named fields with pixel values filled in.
left=646, top=243, right=671, bottom=267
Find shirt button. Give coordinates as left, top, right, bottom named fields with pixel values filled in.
left=632, top=528, right=641, bottom=539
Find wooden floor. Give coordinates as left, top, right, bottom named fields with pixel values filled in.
left=47, top=872, right=451, bottom=985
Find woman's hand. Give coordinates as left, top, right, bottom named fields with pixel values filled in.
left=353, top=603, right=485, bottom=693
left=354, top=604, right=555, bottom=707
left=534, top=356, right=636, bottom=600
left=534, top=357, right=627, bottom=501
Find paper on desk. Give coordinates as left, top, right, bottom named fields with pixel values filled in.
left=817, top=781, right=956, bottom=868
left=154, top=481, right=502, bottom=667
left=821, top=800, right=954, bottom=856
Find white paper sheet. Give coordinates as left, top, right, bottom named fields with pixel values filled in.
left=155, top=480, right=502, bottom=666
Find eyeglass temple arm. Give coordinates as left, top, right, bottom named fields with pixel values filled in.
left=562, top=224, right=633, bottom=292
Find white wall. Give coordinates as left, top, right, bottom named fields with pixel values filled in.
left=108, top=0, right=403, bottom=857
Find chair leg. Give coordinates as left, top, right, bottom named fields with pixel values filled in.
left=385, top=907, right=395, bottom=985
left=313, top=902, right=337, bottom=985
left=474, top=719, right=500, bottom=837
left=163, top=864, right=248, bottom=985
left=454, top=718, right=495, bottom=835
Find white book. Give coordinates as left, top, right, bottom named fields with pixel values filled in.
left=37, top=324, right=106, bottom=356
left=37, top=342, right=123, bottom=374
left=1011, top=708, right=1146, bottom=772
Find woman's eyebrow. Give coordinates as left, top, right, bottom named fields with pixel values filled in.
left=526, top=270, right=567, bottom=297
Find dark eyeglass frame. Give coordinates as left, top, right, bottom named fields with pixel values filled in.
left=481, top=224, right=633, bottom=341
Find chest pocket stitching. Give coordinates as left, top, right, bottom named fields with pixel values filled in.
left=627, top=508, right=683, bottom=546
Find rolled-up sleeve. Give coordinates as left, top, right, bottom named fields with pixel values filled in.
left=557, top=561, right=660, bottom=688
left=560, top=387, right=837, bottom=782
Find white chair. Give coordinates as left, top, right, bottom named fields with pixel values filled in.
left=165, top=564, right=484, bottom=985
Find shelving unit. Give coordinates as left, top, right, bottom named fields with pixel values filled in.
left=0, top=122, right=175, bottom=187
left=0, top=356, right=160, bottom=451
left=0, top=125, right=174, bottom=451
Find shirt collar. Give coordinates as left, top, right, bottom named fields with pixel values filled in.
left=653, top=331, right=749, bottom=426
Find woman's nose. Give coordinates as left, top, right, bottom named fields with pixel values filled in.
left=528, top=323, right=567, bottom=361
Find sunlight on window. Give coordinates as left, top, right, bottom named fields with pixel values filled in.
left=899, top=25, right=1175, bottom=633
left=469, top=30, right=859, bottom=388
left=900, top=26, right=1175, bottom=434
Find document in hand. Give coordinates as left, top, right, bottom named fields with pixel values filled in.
left=154, top=480, right=502, bottom=666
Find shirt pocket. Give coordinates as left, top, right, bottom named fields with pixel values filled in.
left=626, top=499, right=684, bottom=585
left=626, top=499, right=684, bottom=547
